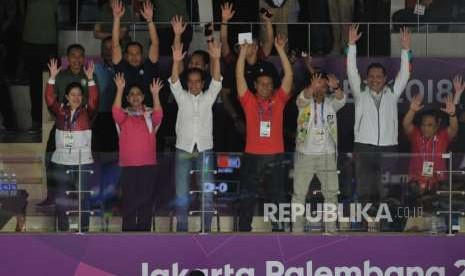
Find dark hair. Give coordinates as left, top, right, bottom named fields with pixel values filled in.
left=255, top=72, right=274, bottom=82
left=186, top=67, right=206, bottom=82
left=367, top=63, right=386, bottom=76
left=126, top=85, right=145, bottom=96
left=125, top=41, right=144, bottom=54
left=191, top=50, right=210, bottom=66
left=63, top=82, right=84, bottom=105
left=67, top=44, right=86, bottom=56
left=420, top=109, right=441, bottom=125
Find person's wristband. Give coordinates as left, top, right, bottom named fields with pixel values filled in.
left=332, top=85, right=340, bottom=91
left=450, top=113, right=457, bottom=117
left=147, top=20, right=153, bottom=24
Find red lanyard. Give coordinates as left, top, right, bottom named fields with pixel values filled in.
left=421, top=135, right=437, bottom=162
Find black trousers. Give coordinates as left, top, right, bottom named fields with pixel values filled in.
left=354, top=142, right=397, bottom=215
left=120, top=165, right=158, bottom=232
left=23, top=42, right=57, bottom=125
left=53, top=163, right=92, bottom=232
left=0, top=63, right=16, bottom=130
left=238, top=153, right=287, bottom=232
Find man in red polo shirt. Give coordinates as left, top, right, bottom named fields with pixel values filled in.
left=402, top=81, right=461, bottom=215
left=236, top=34, right=293, bottom=232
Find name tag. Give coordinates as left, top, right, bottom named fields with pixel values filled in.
left=312, top=128, right=325, bottom=143
left=414, top=4, right=426, bottom=15
left=422, top=161, right=434, bottom=177
left=64, top=132, right=74, bottom=149
left=260, top=121, right=271, bottom=137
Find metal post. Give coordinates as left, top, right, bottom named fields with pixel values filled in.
left=65, top=150, right=94, bottom=234
left=436, top=152, right=465, bottom=236
left=448, top=151, right=453, bottom=236
left=426, top=23, right=429, bottom=56
left=78, top=150, right=82, bottom=233
left=367, top=23, right=370, bottom=58
left=75, top=0, right=79, bottom=43
left=189, top=151, right=217, bottom=234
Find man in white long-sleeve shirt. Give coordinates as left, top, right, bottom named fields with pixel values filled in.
left=169, top=40, right=223, bottom=232
left=346, top=24, right=412, bottom=217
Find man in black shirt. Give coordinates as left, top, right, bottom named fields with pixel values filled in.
left=112, top=0, right=159, bottom=107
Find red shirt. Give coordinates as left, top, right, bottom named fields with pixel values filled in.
left=408, top=127, right=451, bottom=188
left=239, top=88, right=290, bottom=154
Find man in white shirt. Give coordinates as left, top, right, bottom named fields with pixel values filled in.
left=293, top=73, right=346, bottom=233
left=347, top=24, right=412, bottom=218
left=168, top=39, right=222, bottom=232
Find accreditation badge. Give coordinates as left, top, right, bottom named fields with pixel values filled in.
left=260, top=121, right=271, bottom=137
left=312, top=128, right=325, bottom=144
left=422, top=161, right=434, bottom=177
left=64, top=132, right=75, bottom=149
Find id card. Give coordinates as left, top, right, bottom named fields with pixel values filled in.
left=422, top=161, right=434, bottom=177
left=260, top=121, right=271, bottom=137
left=312, top=128, right=325, bottom=143
left=64, top=132, right=74, bottom=148
left=414, top=4, right=426, bottom=15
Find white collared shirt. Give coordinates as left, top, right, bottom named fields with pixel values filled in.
left=169, top=77, right=223, bottom=153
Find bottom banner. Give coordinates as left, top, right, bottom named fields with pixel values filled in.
left=0, top=234, right=464, bottom=276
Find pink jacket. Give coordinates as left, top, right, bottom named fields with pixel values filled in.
left=112, top=106, right=163, bottom=167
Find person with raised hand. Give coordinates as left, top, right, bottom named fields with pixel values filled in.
left=112, top=0, right=160, bottom=107
left=171, top=15, right=187, bottom=52
left=112, top=72, right=163, bottom=232
left=235, top=34, right=293, bottom=232
left=168, top=39, right=223, bottom=232
left=37, top=44, right=93, bottom=208
left=347, top=24, right=412, bottom=221
left=403, top=93, right=458, bottom=230
left=45, top=58, right=99, bottom=232
left=293, top=72, right=346, bottom=233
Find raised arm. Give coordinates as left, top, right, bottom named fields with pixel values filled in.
left=171, top=15, right=187, bottom=73
left=220, top=2, right=235, bottom=58
left=171, top=15, right=187, bottom=52
left=441, top=95, right=458, bottom=139
left=112, top=73, right=125, bottom=109
left=347, top=24, right=363, bottom=99
left=84, top=61, right=99, bottom=115
left=112, top=73, right=127, bottom=124
left=111, top=0, right=125, bottom=65
left=403, top=94, right=423, bottom=135
left=261, top=9, right=274, bottom=57
left=150, top=78, right=163, bottom=112
left=208, top=39, right=222, bottom=82
left=453, top=75, right=465, bottom=105
left=393, top=27, right=412, bottom=98
left=235, top=44, right=249, bottom=97
left=140, top=1, right=159, bottom=63
left=274, top=34, right=293, bottom=94
left=328, top=73, right=346, bottom=111
left=170, top=43, right=186, bottom=84
left=45, top=58, right=62, bottom=113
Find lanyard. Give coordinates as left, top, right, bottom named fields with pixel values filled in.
left=258, top=99, right=273, bottom=122
left=64, top=107, right=81, bottom=131
left=313, top=99, right=325, bottom=127
left=421, top=135, right=436, bottom=162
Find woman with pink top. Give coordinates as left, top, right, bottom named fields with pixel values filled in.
left=45, top=58, right=98, bottom=232
left=112, top=73, right=163, bottom=232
